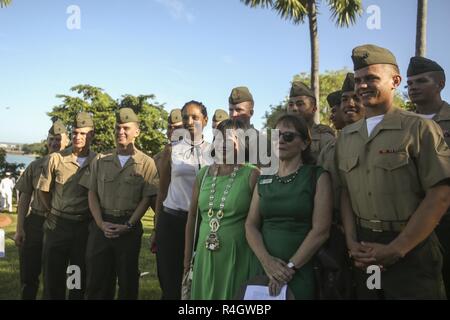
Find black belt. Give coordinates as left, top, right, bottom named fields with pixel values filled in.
left=30, top=208, right=49, bottom=217
left=356, top=216, right=407, bottom=232
left=102, top=208, right=134, bottom=217
left=50, top=208, right=89, bottom=222
left=163, top=206, right=188, bottom=217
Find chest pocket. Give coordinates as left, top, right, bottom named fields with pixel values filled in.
left=338, top=156, right=359, bottom=173
left=373, top=152, right=408, bottom=171
left=373, top=152, right=413, bottom=195
left=121, top=175, right=142, bottom=203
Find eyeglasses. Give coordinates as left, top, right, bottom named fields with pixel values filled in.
left=279, top=131, right=302, bottom=143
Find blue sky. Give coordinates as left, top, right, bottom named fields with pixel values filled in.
left=1, top=0, right=449, bottom=143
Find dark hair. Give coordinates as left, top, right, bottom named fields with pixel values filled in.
left=274, top=113, right=315, bottom=165
left=181, top=100, right=208, bottom=118
left=211, top=118, right=249, bottom=160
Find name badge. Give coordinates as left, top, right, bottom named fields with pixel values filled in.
left=260, top=178, right=273, bottom=185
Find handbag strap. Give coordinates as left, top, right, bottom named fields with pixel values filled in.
left=190, top=165, right=209, bottom=262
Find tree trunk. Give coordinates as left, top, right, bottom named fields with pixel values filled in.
left=415, top=0, right=427, bottom=57
left=308, top=0, right=320, bottom=124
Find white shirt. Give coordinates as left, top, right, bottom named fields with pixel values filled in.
left=163, top=139, right=213, bottom=212
left=366, top=114, right=385, bottom=136
left=0, top=177, right=14, bottom=195
left=118, top=155, right=131, bottom=168
left=76, top=156, right=88, bottom=167
left=417, top=113, right=436, bottom=120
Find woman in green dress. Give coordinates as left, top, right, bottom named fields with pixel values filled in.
left=246, top=113, right=333, bottom=299
left=184, top=119, right=260, bottom=299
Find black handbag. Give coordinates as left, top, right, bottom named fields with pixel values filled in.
left=310, top=166, right=354, bottom=300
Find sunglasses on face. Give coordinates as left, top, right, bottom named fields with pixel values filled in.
left=278, top=131, right=302, bottom=142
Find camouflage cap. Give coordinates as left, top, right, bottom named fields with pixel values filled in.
left=351, top=44, right=398, bottom=71
left=326, top=90, right=342, bottom=108
left=407, top=56, right=444, bottom=77
left=169, top=108, right=182, bottom=124
left=74, top=112, right=94, bottom=128
left=213, top=109, right=229, bottom=122
left=341, top=73, right=355, bottom=92
left=229, top=86, right=254, bottom=105
left=117, top=107, right=139, bottom=124
left=48, top=119, right=68, bottom=135
left=289, top=81, right=315, bottom=99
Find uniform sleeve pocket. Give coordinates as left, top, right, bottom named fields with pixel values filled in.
left=338, top=156, right=359, bottom=173
left=374, top=152, right=409, bottom=171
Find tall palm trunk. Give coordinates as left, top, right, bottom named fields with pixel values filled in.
left=415, top=0, right=427, bottom=57
left=308, top=0, right=320, bottom=124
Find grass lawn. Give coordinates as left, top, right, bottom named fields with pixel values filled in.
left=0, top=207, right=161, bottom=300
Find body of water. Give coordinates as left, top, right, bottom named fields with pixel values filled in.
left=5, top=154, right=36, bottom=168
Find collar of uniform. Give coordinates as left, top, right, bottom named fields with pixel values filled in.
left=370, top=107, right=403, bottom=131
left=343, top=118, right=365, bottom=134
left=434, top=101, right=450, bottom=121
left=112, top=147, right=144, bottom=164
left=61, top=148, right=95, bottom=167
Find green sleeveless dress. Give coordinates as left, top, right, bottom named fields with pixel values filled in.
left=191, top=164, right=256, bottom=300
left=249, top=165, right=325, bottom=299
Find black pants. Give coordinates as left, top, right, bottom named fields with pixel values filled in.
left=42, top=214, right=90, bottom=300
left=19, top=212, right=45, bottom=300
left=435, top=214, right=450, bottom=299
left=85, top=217, right=142, bottom=300
left=353, top=226, right=446, bottom=299
left=155, top=208, right=187, bottom=300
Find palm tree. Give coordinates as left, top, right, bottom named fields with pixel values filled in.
left=415, top=0, right=427, bottom=57
left=0, top=0, right=12, bottom=8
left=241, top=0, right=362, bottom=123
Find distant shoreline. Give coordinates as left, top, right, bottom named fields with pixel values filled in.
left=6, top=151, right=38, bottom=157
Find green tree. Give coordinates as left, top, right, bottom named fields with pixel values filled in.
left=0, top=0, right=12, bottom=8
left=263, top=69, right=348, bottom=128
left=48, top=85, right=168, bottom=156
left=0, top=148, right=6, bottom=170
left=415, top=0, right=427, bottom=57
left=262, top=69, right=410, bottom=128
left=241, top=0, right=363, bottom=124
left=22, top=141, right=46, bottom=156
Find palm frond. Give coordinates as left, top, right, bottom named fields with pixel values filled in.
left=0, top=0, right=12, bottom=8
left=241, top=0, right=309, bottom=24
left=327, top=0, right=363, bottom=27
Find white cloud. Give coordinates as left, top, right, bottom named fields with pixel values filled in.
left=155, top=0, right=195, bottom=23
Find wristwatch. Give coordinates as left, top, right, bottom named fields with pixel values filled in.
left=125, top=221, right=135, bottom=230
left=287, top=261, right=297, bottom=271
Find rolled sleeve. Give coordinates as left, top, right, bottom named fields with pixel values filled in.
left=416, top=120, right=450, bottom=190
left=142, top=159, right=159, bottom=198
left=88, top=157, right=99, bottom=193
left=15, top=165, right=34, bottom=194
left=37, top=154, right=55, bottom=192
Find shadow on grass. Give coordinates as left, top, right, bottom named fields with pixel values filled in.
left=0, top=210, right=161, bottom=300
